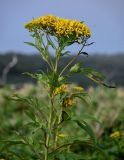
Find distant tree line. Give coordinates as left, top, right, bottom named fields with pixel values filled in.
left=0, top=52, right=124, bottom=88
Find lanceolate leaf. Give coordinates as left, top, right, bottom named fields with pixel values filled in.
left=61, top=51, right=71, bottom=56
left=24, top=42, right=36, bottom=47
left=72, top=114, right=101, bottom=124
left=61, top=110, right=70, bottom=122
left=85, top=42, right=95, bottom=46
left=74, top=120, right=97, bottom=145
left=70, top=63, right=81, bottom=73
left=74, top=95, right=88, bottom=105
left=49, top=151, right=86, bottom=160
left=46, top=35, right=56, bottom=49
left=0, top=140, right=27, bottom=152
left=80, top=52, right=89, bottom=57
left=81, top=67, right=106, bottom=85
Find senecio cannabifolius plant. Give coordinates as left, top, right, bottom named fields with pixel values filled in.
left=24, top=14, right=105, bottom=160
left=9, top=15, right=106, bottom=160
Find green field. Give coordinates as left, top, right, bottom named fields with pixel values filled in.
left=0, top=84, right=124, bottom=160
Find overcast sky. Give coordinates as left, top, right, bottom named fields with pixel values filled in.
left=0, top=0, right=124, bottom=54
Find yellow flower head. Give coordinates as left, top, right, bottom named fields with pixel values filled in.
left=63, top=97, right=74, bottom=107
left=25, top=14, right=58, bottom=32
left=74, top=86, right=84, bottom=92
left=110, top=131, right=122, bottom=139
left=25, top=14, right=91, bottom=39
left=54, top=84, right=68, bottom=95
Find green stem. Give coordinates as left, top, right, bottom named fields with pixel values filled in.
left=59, top=55, right=77, bottom=76
left=59, top=42, right=86, bottom=76
left=54, top=50, right=60, bottom=73
left=45, top=96, right=54, bottom=160
left=54, top=105, right=62, bottom=149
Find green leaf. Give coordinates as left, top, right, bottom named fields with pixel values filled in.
left=35, top=36, right=44, bottom=52
left=74, top=95, right=88, bottom=105
left=25, top=110, right=36, bottom=122
left=85, top=42, right=94, bottom=46
left=7, top=150, right=25, bottom=160
left=74, top=120, right=97, bottom=145
left=24, top=42, right=36, bottom=47
left=61, top=51, right=71, bottom=56
left=49, top=151, right=85, bottom=160
left=80, top=114, right=101, bottom=124
left=81, top=67, right=106, bottom=85
left=0, top=140, right=27, bottom=152
left=80, top=52, right=88, bottom=57
left=46, top=35, right=56, bottom=49
left=22, top=72, right=36, bottom=79
left=23, top=72, right=49, bottom=85
left=62, top=111, right=71, bottom=122
left=70, top=63, right=81, bottom=73
left=72, top=114, right=101, bottom=124
left=22, top=121, right=40, bottom=128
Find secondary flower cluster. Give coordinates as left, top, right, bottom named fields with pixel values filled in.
left=54, top=84, right=68, bottom=95
left=110, top=131, right=124, bottom=139
left=25, top=14, right=91, bottom=38
left=63, top=97, right=74, bottom=107
left=53, top=84, right=85, bottom=107
left=74, top=86, right=84, bottom=92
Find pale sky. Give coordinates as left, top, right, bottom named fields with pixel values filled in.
left=0, top=0, right=124, bottom=54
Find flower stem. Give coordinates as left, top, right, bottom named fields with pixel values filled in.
left=45, top=96, right=54, bottom=160
left=54, top=105, right=62, bottom=149
left=59, top=42, right=86, bottom=76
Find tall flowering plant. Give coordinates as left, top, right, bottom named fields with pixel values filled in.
left=1, top=15, right=108, bottom=160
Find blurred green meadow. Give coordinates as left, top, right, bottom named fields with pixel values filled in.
left=0, top=53, right=124, bottom=159
left=0, top=83, right=124, bottom=160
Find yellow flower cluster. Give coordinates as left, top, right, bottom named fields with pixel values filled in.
left=25, top=15, right=57, bottom=32
left=25, top=14, right=91, bottom=38
left=110, top=131, right=124, bottom=139
left=58, top=133, right=68, bottom=138
left=74, top=86, right=84, bottom=92
left=63, top=97, right=74, bottom=107
left=54, top=84, right=68, bottom=95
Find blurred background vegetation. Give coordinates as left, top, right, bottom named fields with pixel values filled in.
left=0, top=52, right=124, bottom=87
left=0, top=52, right=124, bottom=159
